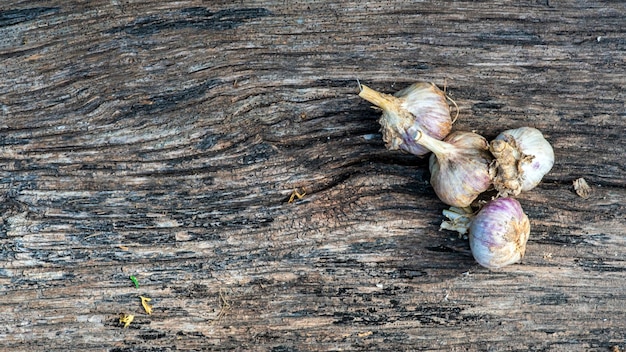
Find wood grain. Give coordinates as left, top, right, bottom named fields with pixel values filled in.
left=0, top=1, right=624, bottom=351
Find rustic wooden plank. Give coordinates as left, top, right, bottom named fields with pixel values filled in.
left=0, top=0, right=624, bottom=351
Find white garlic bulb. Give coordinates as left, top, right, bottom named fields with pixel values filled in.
left=415, top=130, right=493, bottom=207
left=358, top=82, right=454, bottom=157
left=489, top=127, right=555, bottom=197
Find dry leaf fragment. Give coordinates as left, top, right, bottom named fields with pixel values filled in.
left=119, top=313, right=134, bottom=328
left=288, top=188, right=306, bottom=203
left=573, top=177, right=591, bottom=199
left=139, top=296, right=153, bottom=315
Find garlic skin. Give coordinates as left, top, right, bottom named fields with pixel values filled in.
left=358, top=82, right=453, bottom=157
left=469, top=197, right=530, bottom=269
left=489, top=127, right=555, bottom=197
left=415, top=130, right=493, bottom=207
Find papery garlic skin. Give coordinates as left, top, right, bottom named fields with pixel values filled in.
left=469, top=197, right=530, bottom=269
left=489, top=127, right=555, bottom=197
left=416, top=131, right=493, bottom=207
left=358, top=83, right=452, bottom=157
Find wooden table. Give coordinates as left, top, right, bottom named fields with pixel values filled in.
left=1, top=1, right=624, bottom=350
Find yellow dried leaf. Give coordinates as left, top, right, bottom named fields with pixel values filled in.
left=139, top=296, right=153, bottom=315
left=119, top=313, right=134, bottom=328
left=288, top=188, right=306, bottom=203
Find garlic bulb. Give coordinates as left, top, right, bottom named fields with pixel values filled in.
left=414, top=130, right=493, bottom=207
left=469, top=197, right=530, bottom=269
left=358, top=82, right=454, bottom=157
left=441, top=198, right=530, bottom=268
left=489, top=127, right=555, bottom=197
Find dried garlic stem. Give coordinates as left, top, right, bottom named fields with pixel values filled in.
left=413, top=130, right=458, bottom=159
left=358, top=84, right=398, bottom=112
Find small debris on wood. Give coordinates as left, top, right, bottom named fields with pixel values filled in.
left=139, top=296, right=153, bottom=315
left=130, top=275, right=139, bottom=289
left=573, top=177, right=592, bottom=199
left=288, top=188, right=306, bottom=203
left=119, top=313, right=134, bottom=328
left=212, top=288, right=231, bottom=325
left=357, top=331, right=373, bottom=338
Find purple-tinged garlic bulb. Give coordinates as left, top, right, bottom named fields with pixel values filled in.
left=470, top=197, right=530, bottom=269
left=358, top=82, right=455, bottom=157
left=415, top=130, right=493, bottom=207
left=489, top=127, right=555, bottom=197
left=441, top=198, right=531, bottom=269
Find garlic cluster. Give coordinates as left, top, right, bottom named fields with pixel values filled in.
left=358, top=81, right=555, bottom=269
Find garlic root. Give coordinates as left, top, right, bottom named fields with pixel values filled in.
left=440, top=206, right=475, bottom=236
left=489, top=139, right=525, bottom=196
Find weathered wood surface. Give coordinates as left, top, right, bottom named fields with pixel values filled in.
left=0, top=0, right=624, bottom=350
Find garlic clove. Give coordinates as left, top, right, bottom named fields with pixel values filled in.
left=468, top=197, right=530, bottom=269
left=358, top=82, right=453, bottom=157
left=489, top=127, right=555, bottom=197
left=415, top=130, right=493, bottom=207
